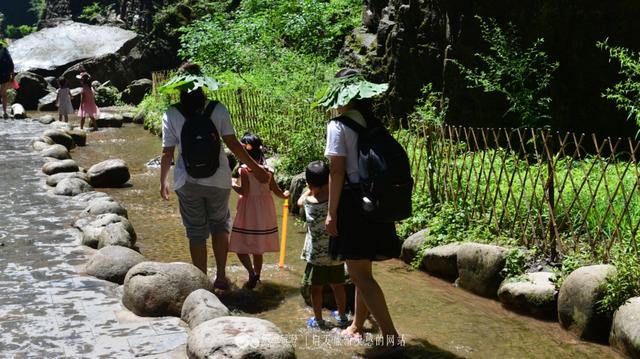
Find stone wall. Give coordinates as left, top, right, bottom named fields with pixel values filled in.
left=341, top=0, right=640, bottom=136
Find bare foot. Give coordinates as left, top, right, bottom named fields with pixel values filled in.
left=341, top=325, right=364, bottom=342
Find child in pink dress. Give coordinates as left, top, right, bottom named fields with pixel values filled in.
left=77, top=72, right=100, bottom=130
left=230, top=132, right=289, bottom=289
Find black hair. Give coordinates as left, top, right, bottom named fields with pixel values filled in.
left=178, top=62, right=206, bottom=115
left=305, top=160, right=329, bottom=188
left=58, top=78, right=67, bottom=88
left=240, top=132, right=265, bottom=164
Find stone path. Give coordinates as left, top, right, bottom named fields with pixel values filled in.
left=0, top=119, right=188, bottom=358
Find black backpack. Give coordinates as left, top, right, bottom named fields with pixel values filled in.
left=176, top=101, right=221, bottom=178
left=335, top=115, right=413, bottom=222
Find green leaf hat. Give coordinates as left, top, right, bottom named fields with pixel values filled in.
left=314, top=73, right=388, bottom=109
left=158, top=69, right=222, bottom=94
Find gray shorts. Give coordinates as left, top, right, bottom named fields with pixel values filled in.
left=175, top=182, right=231, bottom=245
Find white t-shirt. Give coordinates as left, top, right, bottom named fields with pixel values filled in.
left=324, top=109, right=367, bottom=183
left=162, top=102, right=235, bottom=190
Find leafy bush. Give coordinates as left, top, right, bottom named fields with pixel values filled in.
left=94, top=85, right=121, bottom=107
left=453, top=16, right=558, bottom=127
left=78, top=2, right=114, bottom=23
left=408, top=83, right=448, bottom=126
left=598, top=248, right=640, bottom=313
left=501, top=248, right=528, bottom=279
left=5, top=25, right=36, bottom=39
left=137, top=93, right=171, bottom=136
left=29, top=0, right=46, bottom=20
left=597, top=40, right=640, bottom=136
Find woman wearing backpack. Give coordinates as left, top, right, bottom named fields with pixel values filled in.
left=323, top=69, right=402, bottom=349
left=159, top=62, right=270, bottom=290
left=0, top=44, right=15, bottom=119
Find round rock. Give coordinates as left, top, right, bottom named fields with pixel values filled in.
left=187, top=316, right=295, bottom=359
left=498, top=272, right=557, bottom=319
left=456, top=243, right=508, bottom=298
left=43, top=129, right=75, bottom=150
left=422, top=242, right=462, bottom=281
left=85, top=246, right=145, bottom=284
left=558, top=264, right=616, bottom=341
left=610, top=296, right=640, bottom=358
left=123, top=262, right=213, bottom=317
left=42, top=159, right=79, bottom=175
left=38, top=115, right=56, bottom=125
left=66, top=129, right=87, bottom=146
left=46, top=172, right=89, bottom=187
left=181, top=289, right=230, bottom=328
left=79, top=213, right=134, bottom=248
left=32, top=141, right=51, bottom=151
left=40, top=144, right=70, bottom=160
left=400, top=228, right=429, bottom=264
left=87, top=159, right=130, bottom=188
left=53, top=177, right=93, bottom=196
left=84, top=198, right=128, bottom=218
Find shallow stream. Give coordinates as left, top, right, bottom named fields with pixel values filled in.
left=46, top=118, right=621, bottom=358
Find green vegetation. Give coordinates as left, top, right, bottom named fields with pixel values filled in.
left=408, top=84, right=448, bottom=126
left=29, top=0, right=46, bottom=21
left=4, top=24, right=36, bottom=39
left=94, top=85, right=122, bottom=107
left=78, top=2, right=114, bottom=23
left=598, top=39, right=640, bottom=136
left=453, top=16, right=558, bottom=127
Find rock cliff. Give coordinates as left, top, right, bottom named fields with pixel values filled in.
left=341, top=0, right=640, bottom=136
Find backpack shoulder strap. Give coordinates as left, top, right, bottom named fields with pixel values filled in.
left=333, top=115, right=365, bottom=134
left=204, top=100, right=218, bottom=118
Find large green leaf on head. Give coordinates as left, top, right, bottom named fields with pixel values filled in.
left=314, top=74, right=388, bottom=109
left=158, top=72, right=222, bottom=94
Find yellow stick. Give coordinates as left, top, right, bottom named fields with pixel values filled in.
left=278, top=199, right=289, bottom=269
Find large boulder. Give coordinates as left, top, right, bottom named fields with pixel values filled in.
left=40, top=144, right=70, bottom=160
left=41, top=159, right=79, bottom=175
left=400, top=229, right=429, bottom=264
left=85, top=246, right=145, bottom=284
left=123, top=261, right=214, bottom=317
left=53, top=177, right=93, bottom=196
left=46, top=171, right=89, bottom=187
left=14, top=72, right=52, bottom=110
left=43, top=129, right=75, bottom=150
left=558, top=264, right=617, bottom=342
left=422, top=242, right=462, bottom=281
left=87, top=159, right=130, bottom=188
left=38, top=114, right=56, bottom=125
left=187, top=316, right=295, bottom=359
left=121, top=79, right=152, bottom=105
left=498, top=272, right=558, bottom=319
left=63, top=53, right=136, bottom=90
left=456, top=243, right=508, bottom=297
left=9, top=21, right=138, bottom=77
left=181, top=289, right=230, bottom=329
left=610, top=297, right=640, bottom=358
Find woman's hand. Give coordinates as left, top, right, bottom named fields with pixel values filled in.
left=283, top=190, right=290, bottom=198
left=325, top=213, right=338, bottom=237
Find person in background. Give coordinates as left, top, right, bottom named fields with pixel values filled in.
left=77, top=72, right=99, bottom=130
left=229, top=132, right=289, bottom=289
left=0, top=43, right=14, bottom=119
left=298, top=160, right=349, bottom=329
left=56, top=78, right=74, bottom=123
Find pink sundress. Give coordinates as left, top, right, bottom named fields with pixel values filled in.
left=229, top=166, right=279, bottom=255
left=77, top=85, right=100, bottom=117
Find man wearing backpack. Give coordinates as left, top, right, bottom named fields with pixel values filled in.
left=0, top=43, right=14, bottom=119
left=322, top=69, right=410, bottom=352
left=159, top=63, right=269, bottom=290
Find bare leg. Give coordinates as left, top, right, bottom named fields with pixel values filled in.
left=211, top=231, right=229, bottom=284
left=330, top=283, right=347, bottom=317
left=310, top=285, right=324, bottom=320
left=189, top=242, right=207, bottom=274
left=80, top=117, right=85, bottom=129
left=237, top=253, right=254, bottom=277
left=1, top=85, right=8, bottom=116
left=63, top=114, right=69, bottom=123
left=346, top=259, right=398, bottom=344
left=59, top=114, right=62, bottom=122
left=252, top=254, right=263, bottom=276
left=90, top=116, right=97, bottom=130
left=343, top=288, right=368, bottom=338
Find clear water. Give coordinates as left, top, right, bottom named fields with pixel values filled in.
left=7, top=116, right=620, bottom=358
